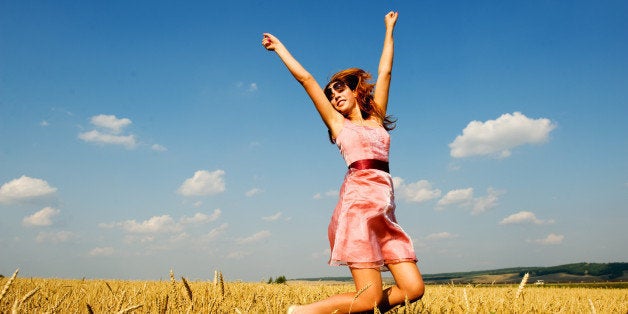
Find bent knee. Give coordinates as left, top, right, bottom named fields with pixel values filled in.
left=403, top=282, right=425, bottom=302
left=353, top=289, right=384, bottom=310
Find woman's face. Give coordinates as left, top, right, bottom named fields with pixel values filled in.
left=325, top=81, right=357, bottom=115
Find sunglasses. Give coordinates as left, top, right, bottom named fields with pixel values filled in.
left=324, top=81, right=348, bottom=101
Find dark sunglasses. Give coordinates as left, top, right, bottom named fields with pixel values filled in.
left=324, top=81, right=348, bottom=100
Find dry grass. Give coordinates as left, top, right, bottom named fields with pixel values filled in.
left=0, top=269, right=627, bottom=313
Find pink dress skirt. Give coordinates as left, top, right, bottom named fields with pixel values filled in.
left=328, top=119, right=417, bottom=270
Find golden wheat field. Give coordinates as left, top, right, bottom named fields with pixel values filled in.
left=1, top=269, right=627, bottom=313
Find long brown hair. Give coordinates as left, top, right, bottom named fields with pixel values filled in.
left=326, top=68, right=397, bottom=131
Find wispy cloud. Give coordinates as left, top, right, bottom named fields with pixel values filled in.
left=151, top=144, right=167, bottom=152
left=500, top=211, right=554, bottom=225
left=262, top=212, right=282, bottom=222
left=449, top=112, right=556, bottom=158
left=246, top=188, right=263, bottom=197
left=472, top=188, right=503, bottom=215
left=206, top=223, right=229, bottom=241
left=425, top=232, right=459, bottom=240
left=236, top=82, right=258, bottom=93
left=180, top=209, right=221, bottom=224
left=0, top=175, right=57, bottom=204
left=247, top=83, right=258, bottom=92
left=23, top=207, right=60, bottom=226
left=534, top=233, right=564, bottom=245
left=313, top=190, right=338, bottom=199
left=35, top=231, right=76, bottom=244
left=226, top=250, right=252, bottom=260
left=436, top=187, right=503, bottom=215
left=89, top=246, right=115, bottom=257
left=177, top=170, right=226, bottom=196
left=237, top=230, right=271, bottom=244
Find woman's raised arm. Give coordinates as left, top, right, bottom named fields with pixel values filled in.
left=262, top=33, right=343, bottom=133
left=373, top=11, right=398, bottom=115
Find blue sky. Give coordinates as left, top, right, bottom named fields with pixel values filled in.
left=1, top=1, right=626, bottom=281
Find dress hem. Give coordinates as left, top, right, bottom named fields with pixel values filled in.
left=329, top=258, right=418, bottom=271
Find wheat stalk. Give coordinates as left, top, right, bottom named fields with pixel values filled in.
left=463, top=287, right=470, bottom=313
left=515, top=272, right=529, bottom=299
left=45, top=289, right=71, bottom=314
left=348, top=282, right=372, bottom=313
left=11, top=287, right=40, bottom=314
left=181, top=276, right=194, bottom=313
left=0, top=268, right=19, bottom=302
left=218, top=271, right=225, bottom=298
left=181, top=277, right=193, bottom=302
left=169, top=269, right=179, bottom=309
left=104, top=281, right=114, bottom=294
left=116, top=289, right=127, bottom=311
left=588, top=298, right=596, bottom=314
left=158, top=294, right=169, bottom=314
left=117, top=304, right=143, bottom=314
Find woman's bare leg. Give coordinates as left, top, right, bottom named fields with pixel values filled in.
left=290, top=268, right=383, bottom=314
left=377, top=262, right=425, bottom=312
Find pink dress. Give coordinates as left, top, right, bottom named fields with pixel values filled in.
left=328, top=119, right=417, bottom=270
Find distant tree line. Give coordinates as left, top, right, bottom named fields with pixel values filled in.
left=267, top=275, right=287, bottom=284
left=518, top=262, right=628, bottom=279
left=421, top=262, right=628, bottom=283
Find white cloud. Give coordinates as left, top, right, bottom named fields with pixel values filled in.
left=262, top=212, right=282, bottom=222
left=107, top=215, right=181, bottom=234
left=535, top=233, right=564, bottom=245
left=436, top=187, right=503, bottom=215
left=449, top=112, right=556, bottom=158
left=35, top=231, right=75, bottom=244
left=437, top=188, right=473, bottom=207
left=313, top=190, right=338, bottom=199
left=78, top=114, right=138, bottom=149
left=245, top=188, right=263, bottom=197
left=180, top=209, right=221, bottom=224
left=89, top=247, right=115, bottom=256
left=237, top=230, right=271, bottom=244
left=0, top=175, right=57, bottom=204
left=151, top=144, right=167, bottom=152
left=393, top=177, right=441, bottom=203
left=247, top=83, right=258, bottom=92
left=500, top=211, right=554, bottom=225
left=311, top=248, right=331, bottom=259
left=206, top=223, right=229, bottom=241
left=227, top=251, right=252, bottom=259
left=425, top=232, right=458, bottom=240
left=102, top=211, right=224, bottom=241
left=23, top=207, right=60, bottom=227
left=78, top=130, right=137, bottom=149
left=236, top=82, right=258, bottom=93
left=471, top=188, right=503, bottom=215
left=90, top=114, right=131, bottom=134
left=177, top=170, right=226, bottom=196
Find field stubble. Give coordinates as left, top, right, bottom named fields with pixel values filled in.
left=1, top=269, right=627, bottom=313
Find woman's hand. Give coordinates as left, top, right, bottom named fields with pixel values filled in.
left=384, top=11, right=398, bottom=30
left=262, top=33, right=281, bottom=51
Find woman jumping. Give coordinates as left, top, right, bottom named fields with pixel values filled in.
left=262, top=11, right=424, bottom=314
